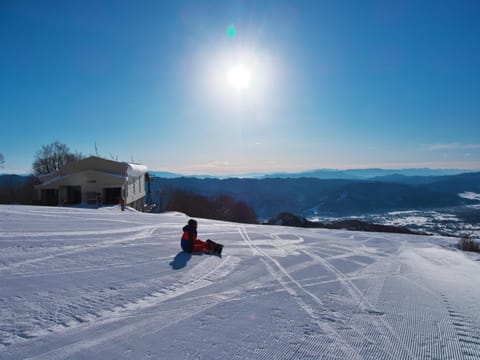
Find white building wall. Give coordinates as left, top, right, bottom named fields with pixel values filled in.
left=126, top=174, right=145, bottom=204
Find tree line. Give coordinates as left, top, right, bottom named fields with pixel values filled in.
left=159, top=188, right=257, bottom=224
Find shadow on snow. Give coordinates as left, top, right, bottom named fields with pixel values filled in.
left=169, top=251, right=203, bottom=270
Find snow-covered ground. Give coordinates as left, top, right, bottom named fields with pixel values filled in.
left=1, top=205, right=480, bottom=359
left=311, top=202, right=480, bottom=238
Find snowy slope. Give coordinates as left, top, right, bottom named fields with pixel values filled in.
left=1, top=205, right=480, bottom=359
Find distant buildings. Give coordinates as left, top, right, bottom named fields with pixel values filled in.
left=35, top=156, right=147, bottom=210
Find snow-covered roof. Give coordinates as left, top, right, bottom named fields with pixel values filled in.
left=38, top=157, right=148, bottom=183
left=126, top=163, right=148, bottom=177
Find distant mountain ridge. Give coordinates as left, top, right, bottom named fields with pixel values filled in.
left=149, top=168, right=474, bottom=180
left=2, top=169, right=479, bottom=220
left=4, top=168, right=474, bottom=181
left=150, top=171, right=480, bottom=219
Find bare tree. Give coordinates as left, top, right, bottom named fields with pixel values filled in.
left=32, top=141, right=84, bottom=176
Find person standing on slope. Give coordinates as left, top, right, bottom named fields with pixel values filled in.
left=181, top=219, right=223, bottom=255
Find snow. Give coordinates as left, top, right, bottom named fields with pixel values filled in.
left=1, top=205, right=480, bottom=359
left=126, top=163, right=148, bottom=177
left=460, top=192, right=480, bottom=201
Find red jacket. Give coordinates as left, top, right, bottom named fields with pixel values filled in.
left=182, top=224, right=197, bottom=241
left=181, top=223, right=208, bottom=253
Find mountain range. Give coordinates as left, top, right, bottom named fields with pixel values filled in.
left=2, top=169, right=479, bottom=221
left=149, top=168, right=473, bottom=180
left=150, top=171, right=480, bottom=219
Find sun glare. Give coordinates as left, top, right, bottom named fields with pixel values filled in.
left=228, top=65, right=251, bottom=90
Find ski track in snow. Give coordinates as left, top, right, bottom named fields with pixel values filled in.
left=1, top=205, right=480, bottom=359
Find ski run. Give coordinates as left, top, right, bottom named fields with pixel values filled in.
left=1, top=205, right=480, bottom=359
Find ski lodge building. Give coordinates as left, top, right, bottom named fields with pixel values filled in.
left=35, top=156, right=148, bottom=210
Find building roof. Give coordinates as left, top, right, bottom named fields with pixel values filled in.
left=38, top=156, right=148, bottom=184
left=35, top=169, right=127, bottom=189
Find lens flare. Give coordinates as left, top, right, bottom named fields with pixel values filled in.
left=227, top=24, right=236, bottom=39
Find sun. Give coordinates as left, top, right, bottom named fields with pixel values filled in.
left=227, top=65, right=251, bottom=90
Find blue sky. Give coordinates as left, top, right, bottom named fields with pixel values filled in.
left=1, top=0, right=479, bottom=175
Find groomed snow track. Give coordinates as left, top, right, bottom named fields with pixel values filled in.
left=1, top=205, right=480, bottom=359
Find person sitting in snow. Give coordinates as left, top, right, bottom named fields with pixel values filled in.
left=181, top=219, right=222, bottom=255
left=181, top=219, right=209, bottom=253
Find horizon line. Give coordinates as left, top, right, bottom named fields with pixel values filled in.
left=154, top=161, right=480, bottom=176
left=2, top=162, right=480, bottom=177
